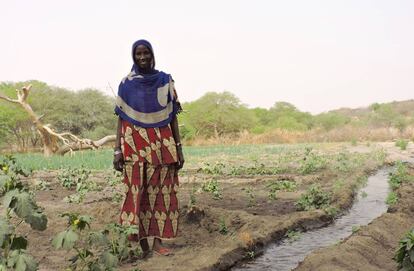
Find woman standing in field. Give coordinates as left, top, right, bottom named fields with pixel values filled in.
left=113, top=39, right=184, bottom=257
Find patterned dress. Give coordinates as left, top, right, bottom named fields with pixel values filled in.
left=119, top=120, right=179, bottom=240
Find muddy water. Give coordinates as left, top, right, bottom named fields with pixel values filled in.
left=234, top=167, right=392, bottom=271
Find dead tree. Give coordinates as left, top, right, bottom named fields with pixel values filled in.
left=0, top=85, right=115, bottom=156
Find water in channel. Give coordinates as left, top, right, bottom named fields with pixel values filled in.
left=233, top=167, right=392, bottom=271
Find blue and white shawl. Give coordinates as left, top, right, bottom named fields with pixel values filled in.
left=114, top=39, right=179, bottom=128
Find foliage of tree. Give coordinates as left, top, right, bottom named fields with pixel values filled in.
left=1, top=80, right=414, bottom=147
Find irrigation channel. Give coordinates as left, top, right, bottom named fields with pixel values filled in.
left=233, top=167, right=393, bottom=271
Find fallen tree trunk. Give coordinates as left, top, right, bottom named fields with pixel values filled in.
left=0, top=85, right=115, bottom=156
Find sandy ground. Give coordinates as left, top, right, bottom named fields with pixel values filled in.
left=11, top=141, right=414, bottom=271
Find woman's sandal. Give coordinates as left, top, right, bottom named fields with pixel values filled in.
left=153, top=247, right=173, bottom=256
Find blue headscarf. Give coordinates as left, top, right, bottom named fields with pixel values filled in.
left=115, top=39, right=179, bottom=128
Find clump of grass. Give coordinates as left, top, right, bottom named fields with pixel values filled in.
left=324, top=206, right=339, bottom=218
left=352, top=225, right=361, bottom=233
left=389, top=161, right=413, bottom=190
left=218, top=218, right=228, bottom=235
left=395, top=139, right=409, bottom=150
left=295, top=184, right=331, bottom=211
left=285, top=229, right=301, bottom=242
left=386, top=191, right=398, bottom=205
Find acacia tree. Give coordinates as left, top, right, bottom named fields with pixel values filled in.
left=0, top=85, right=115, bottom=156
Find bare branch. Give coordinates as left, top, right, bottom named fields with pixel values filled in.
left=0, top=92, right=20, bottom=104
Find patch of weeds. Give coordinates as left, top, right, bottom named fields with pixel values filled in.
left=395, top=139, right=409, bottom=151
left=34, top=179, right=51, bottom=191
left=112, top=192, right=123, bottom=204
left=324, top=206, right=339, bottom=218
left=245, top=186, right=256, bottom=207
left=299, top=149, right=327, bottom=174
left=295, top=184, right=331, bottom=211
left=351, top=138, right=357, bottom=146
left=356, top=175, right=369, bottom=187
left=198, top=162, right=226, bottom=175
left=334, top=152, right=352, bottom=172
left=266, top=179, right=296, bottom=201
left=246, top=250, right=255, bottom=259
left=268, top=190, right=277, bottom=200
left=266, top=180, right=297, bottom=192
left=352, top=225, right=360, bottom=233
left=373, top=149, right=387, bottom=164
left=105, top=170, right=122, bottom=187
left=218, top=218, right=228, bottom=235
left=333, top=179, right=345, bottom=191
left=394, top=228, right=414, bottom=270
left=389, top=161, right=413, bottom=190
left=189, top=184, right=198, bottom=207
left=229, top=160, right=280, bottom=176
left=202, top=178, right=222, bottom=200
left=361, top=191, right=368, bottom=198
left=285, top=229, right=301, bottom=242
left=386, top=191, right=398, bottom=205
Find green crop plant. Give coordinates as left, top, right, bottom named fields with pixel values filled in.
left=0, top=155, right=47, bottom=271
left=295, top=184, right=331, bottom=211
left=53, top=213, right=141, bottom=270
left=299, top=149, right=327, bottom=174
left=58, top=166, right=101, bottom=203
left=395, top=139, right=409, bottom=151
left=394, top=228, right=414, bottom=270
left=58, top=166, right=91, bottom=189
left=266, top=180, right=297, bottom=192
left=202, top=178, right=222, bottom=200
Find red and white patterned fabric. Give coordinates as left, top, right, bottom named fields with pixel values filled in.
left=119, top=120, right=179, bottom=240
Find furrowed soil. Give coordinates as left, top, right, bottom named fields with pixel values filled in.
left=295, top=146, right=414, bottom=271
left=10, top=142, right=411, bottom=271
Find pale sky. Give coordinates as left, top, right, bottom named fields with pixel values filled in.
left=1, top=0, right=413, bottom=113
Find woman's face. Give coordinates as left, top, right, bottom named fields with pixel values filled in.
left=134, top=45, right=152, bottom=70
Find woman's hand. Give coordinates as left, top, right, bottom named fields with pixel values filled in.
left=176, top=145, right=185, bottom=170
left=113, top=152, right=124, bottom=172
